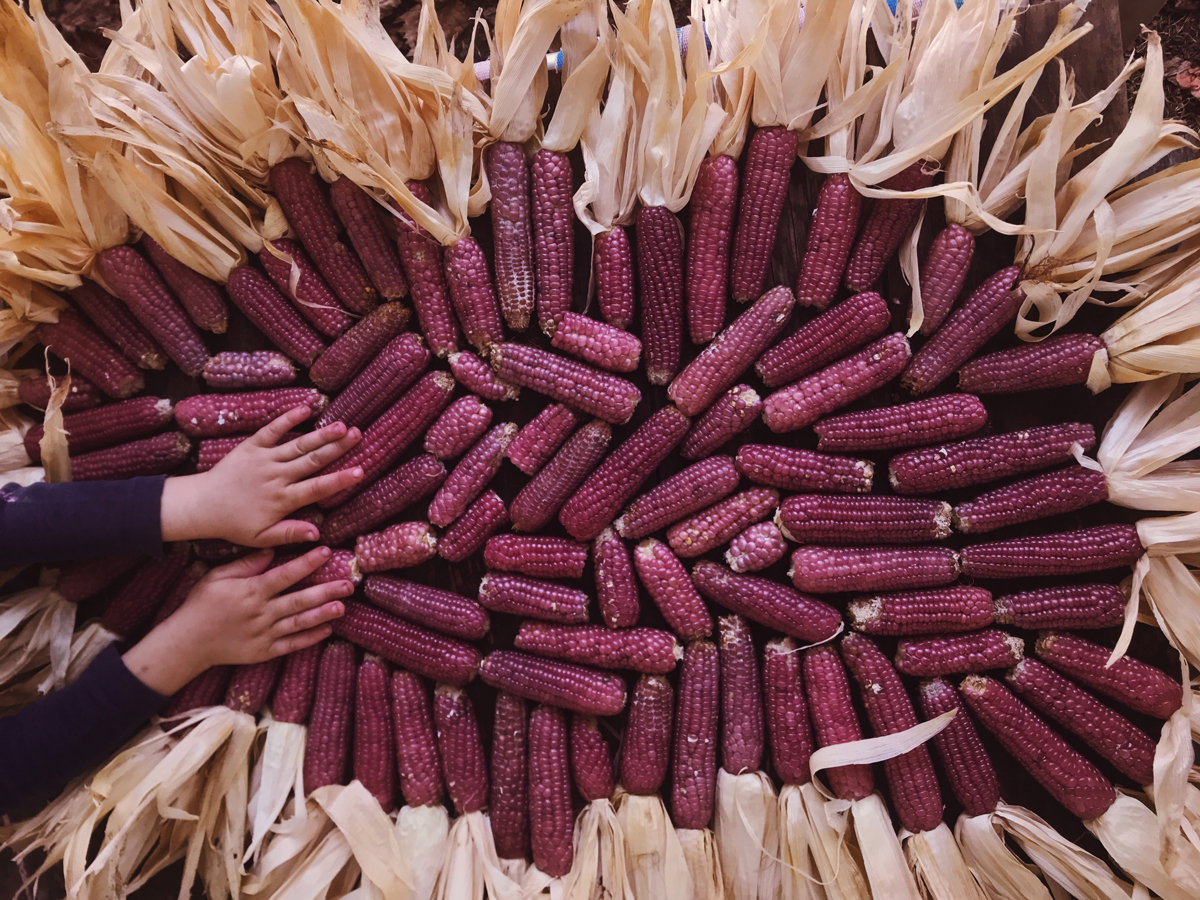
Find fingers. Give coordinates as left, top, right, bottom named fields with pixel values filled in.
left=253, top=405, right=315, bottom=447
left=213, top=549, right=275, bottom=580
left=277, top=421, right=351, bottom=462
left=287, top=467, right=364, bottom=508
left=270, top=623, right=336, bottom=657
left=254, top=519, right=322, bottom=548
left=258, top=545, right=332, bottom=595
left=284, top=428, right=361, bottom=477
left=271, top=583, right=350, bottom=635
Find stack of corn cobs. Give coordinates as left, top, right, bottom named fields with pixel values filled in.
left=5, top=0, right=1200, bottom=898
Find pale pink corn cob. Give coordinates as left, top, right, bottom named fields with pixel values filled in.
left=915, top=223, right=975, bottom=335
left=960, top=525, right=1143, bottom=579
left=478, top=573, right=589, bottom=624
left=321, top=454, right=447, bottom=545
left=593, top=527, right=640, bottom=628
left=491, top=343, right=640, bottom=424
left=847, top=586, right=995, bottom=636
left=271, top=644, right=324, bottom=726
left=993, top=584, right=1125, bottom=631
left=813, top=394, right=988, bottom=453
left=953, top=465, right=1109, bottom=533
left=671, top=640, right=720, bottom=829
left=763, top=333, right=911, bottom=432
left=680, top=385, right=762, bottom=460
left=789, top=545, right=960, bottom=593
left=633, top=539, right=714, bottom=641
left=615, top=456, right=741, bottom=541
left=309, top=302, right=411, bottom=392
left=364, top=575, right=489, bottom=641
left=637, top=205, right=685, bottom=385
left=514, top=623, right=681, bottom=674
left=510, top=420, right=612, bottom=532
left=486, top=142, right=535, bottom=332
left=427, top=423, right=516, bottom=527
left=391, top=671, right=445, bottom=807
left=395, top=180, right=461, bottom=357
left=449, top=350, right=520, bottom=402
left=666, top=488, right=779, bottom=558
left=478, top=651, right=627, bottom=716
left=571, top=714, right=615, bottom=802
left=444, top=236, right=505, bottom=352
left=622, top=675, right=674, bottom=794
left=777, top=494, right=952, bottom=545
left=551, top=311, right=642, bottom=373
left=844, top=161, right=937, bottom=291
left=506, top=403, right=586, bottom=474
left=1034, top=631, right=1182, bottom=719
left=484, top=535, right=588, bottom=579
left=316, top=332, right=430, bottom=430
left=491, top=691, right=530, bottom=859
left=918, top=678, right=1001, bottom=817
left=687, top=155, right=739, bottom=343
left=718, top=616, right=763, bottom=774
left=594, top=227, right=635, bottom=329
left=531, top=149, right=575, bottom=335
left=735, top=444, right=873, bottom=493
left=802, top=646, right=874, bottom=800
left=691, top=561, right=842, bottom=643
left=795, top=174, right=861, bottom=311
left=202, top=351, right=296, bottom=390
left=958, top=333, right=1107, bottom=393
left=290, top=549, right=362, bottom=590
left=763, top=638, right=815, bottom=785
left=528, top=705, right=574, bottom=876
left=260, top=239, right=354, bottom=337
left=731, top=126, right=798, bottom=302
left=333, top=602, right=480, bottom=685
left=174, top=388, right=326, bottom=438
left=437, top=491, right=509, bottom=562
left=895, top=629, right=1024, bottom=677
left=355, top=522, right=437, bottom=572
left=433, top=685, right=489, bottom=813
left=424, top=396, right=493, bottom=461
left=725, top=522, right=787, bottom=573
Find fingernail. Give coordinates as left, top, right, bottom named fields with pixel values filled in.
left=307, top=528, right=320, bottom=542
left=352, top=468, right=364, bottom=479
left=319, top=546, right=332, bottom=558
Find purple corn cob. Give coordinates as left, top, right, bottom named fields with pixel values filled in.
left=594, top=226, right=635, bottom=329
left=174, top=388, right=326, bottom=438
left=225, top=266, right=326, bottom=368
left=789, top=545, right=960, bottom=594
left=395, top=180, right=461, bottom=357
left=637, top=205, right=684, bottom=385
left=615, top=456, right=741, bottom=541
left=226, top=658, right=283, bottom=715
left=18, top=372, right=104, bottom=412
left=848, top=586, right=995, bottom=636
left=433, top=685, right=489, bottom=814
left=449, top=350, right=520, bottom=402
left=510, top=420, right=612, bottom=532
left=55, top=555, right=140, bottom=605
left=491, top=342, right=639, bottom=425
left=731, top=126, right=798, bottom=302
left=691, top=561, right=842, bottom=643
left=718, top=616, right=764, bottom=774
left=484, top=535, right=589, bottom=579
left=165, top=666, right=233, bottom=718
left=918, top=678, right=1001, bottom=817
left=478, top=651, right=627, bottom=716
left=795, top=174, right=861, bottom=311
left=424, top=396, right=493, bottom=461
left=960, top=524, right=1144, bottom=579
left=70, top=432, right=192, bottom=481
left=317, top=332, right=430, bottom=430
left=271, top=645, right=323, bottom=725
left=633, top=539, right=714, bottom=642
left=622, top=675, right=674, bottom=794
left=321, top=454, right=447, bottom=546
left=444, top=236, right=505, bottom=352
left=202, top=351, right=296, bottom=391
left=529, top=705, right=574, bottom=876
left=531, top=149, right=574, bottom=335
left=1035, top=632, right=1183, bottom=719
left=302, top=641, right=356, bottom=791
left=486, top=142, right=535, bottom=332
left=478, top=573, right=589, bottom=624
left=24, top=396, right=174, bottom=461
left=593, top=527, right=641, bottom=629
left=954, top=465, right=1109, bottom=534
left=70, top=279, right=166, bottom=369
left=506, top=403, right=586, bottom=474
left=813, top=394, right=987, bottom=453
left=437, top=491, right=510, bottom=562
left=915, top=223, right=974, bottom=335
left=332, top=601, right=480, bottom=685
left=355, top=521, right=438, bottom=572
left=895, top=629, right=1025, bottom=677
left=427, top=423, right=516, bottom=527
left=735, top=444, right=873, bottom=494
left=99, top=552, right=189, bottom=640
left=958, top=333, right=1107, bottom=394
left=671, top=640, right=720, bottom=829
left=514, top=622, right=681, bottom=674
left=666, top=488, right=779, bottom=558
left=36, top=312, right=145, bottom=399
left=551, top=312, right=642, bottom=373
left=571, top=714, right=615, bottom=802
left=687, top=155, right=739, bottom=343
left=260, top=239, right=354, bottom=337
left=492, top=692, right=530, bottom=859
left=725, top=522, right=787, bottom=573
left=763, top=637, right=814, bottom=785
left=328, top=177, right=408, bottom=301
left=391, top=671, right=445, bottom=807
left=288, top=549, right=361, bottom=590
left=777, top=494, right=952, bottom=545
left=844, top=161, right=936, bottom=291
left=309, top=302, right=411, bottom=392
left=680, top=385, right=762, bottom=460
left=354, top=655, right=397, bottom=810
left=364, top=576, right=489, bottom=641
left=802, top=646, right=874, bottom=801
left=756, top=291, right=891, bottom=389
left=993, top=584, right=1125, bottom=631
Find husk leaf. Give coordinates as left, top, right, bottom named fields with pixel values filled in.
left=790, top=782, right=871, bottom=900
left=714, top=769, right=779, bottom=900
left=395, top=804, right=450, bottom=900
left=1086, top=792, right=1200, bottom=900
left=901, top=821, right=988, bottom=900
left=561, top=798, right=632, bottom=900
left=676, top=827, right=724, bottom=900
left=432, top=811, right=521, bottom=900
left=953, top=812, right=1054, bottom=900
left=613, top=790, right=690, bottom=900
left=37, top=364, right=70, bottom=485
left=540, top=0, right=612, bottom=154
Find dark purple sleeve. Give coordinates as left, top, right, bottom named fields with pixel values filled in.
left=0, top=476, right=166, bottom=568
left=0, top=644, right=167, bottom=815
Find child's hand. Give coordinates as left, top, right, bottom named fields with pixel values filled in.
left=123, top=547, right=351, bottom=696
left=161, top=406, right=364, bottom=547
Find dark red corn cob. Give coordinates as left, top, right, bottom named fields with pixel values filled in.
left=225, top=266, right=326, bottom=368
left=24, top=396, right=173, bottom=462
left=680, top=385, right=762, bottom=460
left=269, top=158, right=378, bottom=313
left=433, top=684, right=489, bottom=814
left=813, top=394, right=988, bottom=453
left=731, top=126, right=798, bottom=302
left=691, top=561, right=842, bottom=643
left=395, top=180, right=460, bottom=357
left=428, top=423, right=517, bottom=527
left=531, top=149, right=575, bottom=335
left=1006, top=658, right=1156, bottom=785
left=271, top=644, right=324, bottom=724
left=902, top=265, right=1024, bottom=395
left=670, top=286, right=795, bottom=416
left=449, top=350, right=520, bottom=402
left=622, top=675, right=674, bottom=794
left=70, top=431, right=192, bottom=481
left=332, top=601, right=481, bottom=686
left=529, top=705, right=574, bottom=876
left=514, top=623, right=681, bottom=674
left=70, top=279, right=166, bottom=369
left=616, top=456, right=741, bottom=541
left=954, top=465, right=1109, bottom=534
left=594, top=226, right=635, bottom=329
left=304, top=640, right=358, bottom=792
left=802, top=646, right=873, bottom=800
left=491, top=342, right=639, bottom=424
left=671, top=640, right=720, bottom=829
left=960, top=524, right=1144, bottom=579
left=424, top=396, right=493, bottom=461
left=354, top=654, right=398, bottom=810
left=841, top=633, right=943, bottom=832
left=789, top=545, right=960, bottom=594
left=551, top=312, right=642, bottom=373
left=735, top=444, right=873, bottom=493
left=958, top=333, right=1106, bottom=394
left=140, top=236, right=230, bottom=333
left=918, top=678, right=1001, bottom=817
left=18, top=373, right=103, bottom=412
left=959, top=674, right=1115, bottom=820
left=594, top=527, right=641, bottom=629
left=309, top=302, right=411, bottom=392
left=445, top=236, right=505, bottom=353
left=1035, top=632, right=1183, bottom=719
left=718, top=616, right=764, bottom=774
left=196, top=432, right=301, bottom=471
left=763, top=332, right=911, bottom=433
left=687, top=155, right=739, bottom=342
left=225, top=659, right=282, bottom=715
left=37, top=312, right=145, bottom=398
left=571, top=714, right=615, bottom=801
left=479, top=651, right=627, bottom=716
left=844, top=160, right=937, bottom=291
left=260, top=240, right=354, bottom=337
left=478, top=573, right=589, bottom=624
left=437, top=491, right=509, bottom=561
left=491, top=692, right=530, bottom=859
left=848, top=586, right=995, bottom=636
left=328, top=177, right=408, bottom=301
left=507, top=403, right=586, bottom=475
left=355, top=522, right=438, bottom=572
left=321, top=454, right=446, bottom=546
left=993, top=584, right=1125, bottom=631
left=778, top=494, right=951, bottom=545
left=95, top=245, right=210, bottom=377
left=100, top=551, right=189, bottom=639
left=633, top=539, right=714, bottom=641
left=174, top=388, right=326, bottom=438
left=391, top=671, right=445, bottom=806
left=559, top=406, right=691, bottom=541
left=889, top=422, right=1096, bottom=495
left=510, top=420, right=612, bottom=533
left=915, top=224, right=975, bottom=335
left=317, top=333, right=429, bottom=430
left=895, top=629, right=1024, bottom=677
left=484, top=535, right=589, bottom=579
left=55, top=555, right=140, bottom=605
left=164, top=665, right=233, bottom=717
left=636, top=205, right=685, bottom=385
left=486, top=142, right=535, bottom=332
left=202, top=351, right=296, bottom=391
left=795, top=173, right=861, bottom=311
left=763, top=638, right=814, bottom=785
left=666, top=488, right=779, bottom=558
left=364, top=575, right=489, bottom=641
left=725, top=522, right=787, bottom=573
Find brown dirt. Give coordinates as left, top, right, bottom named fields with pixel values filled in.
left=1134, top=0, right=1200, bottom=132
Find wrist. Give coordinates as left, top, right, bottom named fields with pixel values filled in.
left=123, top=618, right=214, bottom=696
left=161, top=472, right=220, bottom=542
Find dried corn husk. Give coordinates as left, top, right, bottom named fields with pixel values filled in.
left=246, top=714, right=307, bottom=862
left=782, top=782, right=868, bottom=900
left=561, top=797, right=632, bottom=900
left=395, top=803, right=451, bottom=900
left=539, top=0, right=611, bottom=156
left=675, top=827, right=723, bottom=900
left=37, top=365, right=69, bottom=485
left=713, top=769, right=779, bottom=900
left=431, top=810, right=520, bottom=900
left=902, top=822, right=988, bottom=900
left=613, top=790, right=690, bottom=900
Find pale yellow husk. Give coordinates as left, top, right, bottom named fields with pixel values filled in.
left=695, top=0, right=762, bottom=160
left=0, top=575, right=75, bottom=706
left=395, top=804, right=451, bottom=900
left=561, top=798, right=632, bottom=900
left=432, top=810, right=521, bottom=900
left=901, top=821, right=987, bottom=900
left=246, top=716, right=307, bottom=862
left=613, top=790, right=690, bottom=900
left=540, top=0, right=611, bottom=155
left=1087, top=791, right=1200, bottom=900
left=37, top=365, right=70, bottom=484
left=713, top=769, right=779, bottom=900
left=676, top=827, right=723, bottom=900
left=786, top=782, right=871, bottom=900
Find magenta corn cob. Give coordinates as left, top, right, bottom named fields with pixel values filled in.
left=559, top=406, right=690, bottom=541
left=290, top=549, right=361, bottom=590
left=529, top=705, right=574, bottom=876
left=680, top=385, right=762, bottom=460
left=55, top=555, right=140, bottom=605
left=844, top=161, right=936, bottom=291
left=174, top=388, right=326, bottom=438
left=691, top=561, right=841, bottom=642
left=848, top=586, right=994, bottom=636
left=427, top=423, right=516, bottom=527
left=671, top=640, right=720, bottom=829
left=763, top=638, right=814, bottom=785
left=667, top=488, right=778, bottom=558
left=18, top=373, right=103, bottom=412
left=491, top=342, right=639, bottom=424
left=332, top=601, right=480, bottom=686
left=95, top=245, right=210, bottom=376
left=802, top=646, right=873, bottom=800
left=37, top=312, right=145, bottom=398
left=960, top=524, right=1143, bottom=579
left=531, top=149, right=575, bottom=334
left=448, top=350, right=520, bottom=402
left=24, top=396, right=173, bottom=461
left=756, top=291, right=891, bottom=389
left=687, top=155, right=739, bottom=342
left=763, top=332, right=911, bottom=433
left=777, top=494, right=952, bottom=545
left=954, top=465, right=1109, bottom=534
left=795, top=174, right=861, bottom=311
left=895, top=629, right=1024, bottom=677
left=164, top=666, right=233, bottom=717
left=841, top=633, right=942, bottom=832
left=202, top=351, right=296, bottom=391
left=321, top=454, right=446, bottom=545
left=364, top=575, right=489, bottom=641
left=622, top=675, right=674, bottom=793
left=814, top=394, right=988, bottom=453
left=789, top=545, right=960, bottom=594
left=514, top=623, right=681, bottom=674
left=615, top=456, right=741, bottom=541
left=484, top=535, right=589, bottom=580
left=915, top=224, right=975, bottom=335
left=100, top=551, right=189, bottom=639
left=918, top=678, right=1001, bottom=817
left=718, top=616, right=763, bottom=774
left=637, top=205, right=685, bottom=385
left=902, top=265, right=1024, bottom=395
left=633, top=539, right=714, bottom=641
left=269, top=158, right=377, bottom=313
left=437, top=491, right=509, bottom=561
left=317, top=333, right=429, bottom=430
left=70, top=279, right=166, bottom=369
left=593, top=527, right=640, bottom=629
left=433, top=685, right=489, bottom=814
left=725, top=522, right=787, bottom=573
left=1035, top=632, right=1182, bottom=719
left=478, top=573, right=589, bottom=624
left=993, top=584, right=1125, bottom=631
left=225, top=659, right=283, bottom=715
left=309, top=302, right=411, bottom=392
left=424, top=396, right=492, bottom=460
left=571, top=714, right=615, bottom=802
left=391, top=671, right=445, bottom=806
left=329, top=177, right=408, bottom=301
left=491, top=692, right=530, bottom=859
left=506, top=403, right=586, bottom=474
left=550, top=312, right=642, bottom=373
left=486, top=142, right=535, bottom=332
left=225, top=266, right=326, bottom=368
left=355, top=655, right=398, bottom=810
left=958, top=333, right=1106, bottom=394
left=735, top=444, right=873, bottom=493
left=510, top=420, right=612, bottom=532
left=445, top=236, right=505, bottom=352
left=71, top=431, right=192, bottom=481
left=731, top=127, right=798, bottom=302
left=304, top=640, right=358, bottom=792
left=355, top=522, right=438, bottom=572
left=594, top=226, right=635, bottom=329
left=395, top=180, right=460, bottom=357
left=271, top=644, right=324, bottom=725
left=479, top=651, right=627, bottom=716
left=670, top=285, right=794, bottom=416
left=260, top=239, right=354, bottom=337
